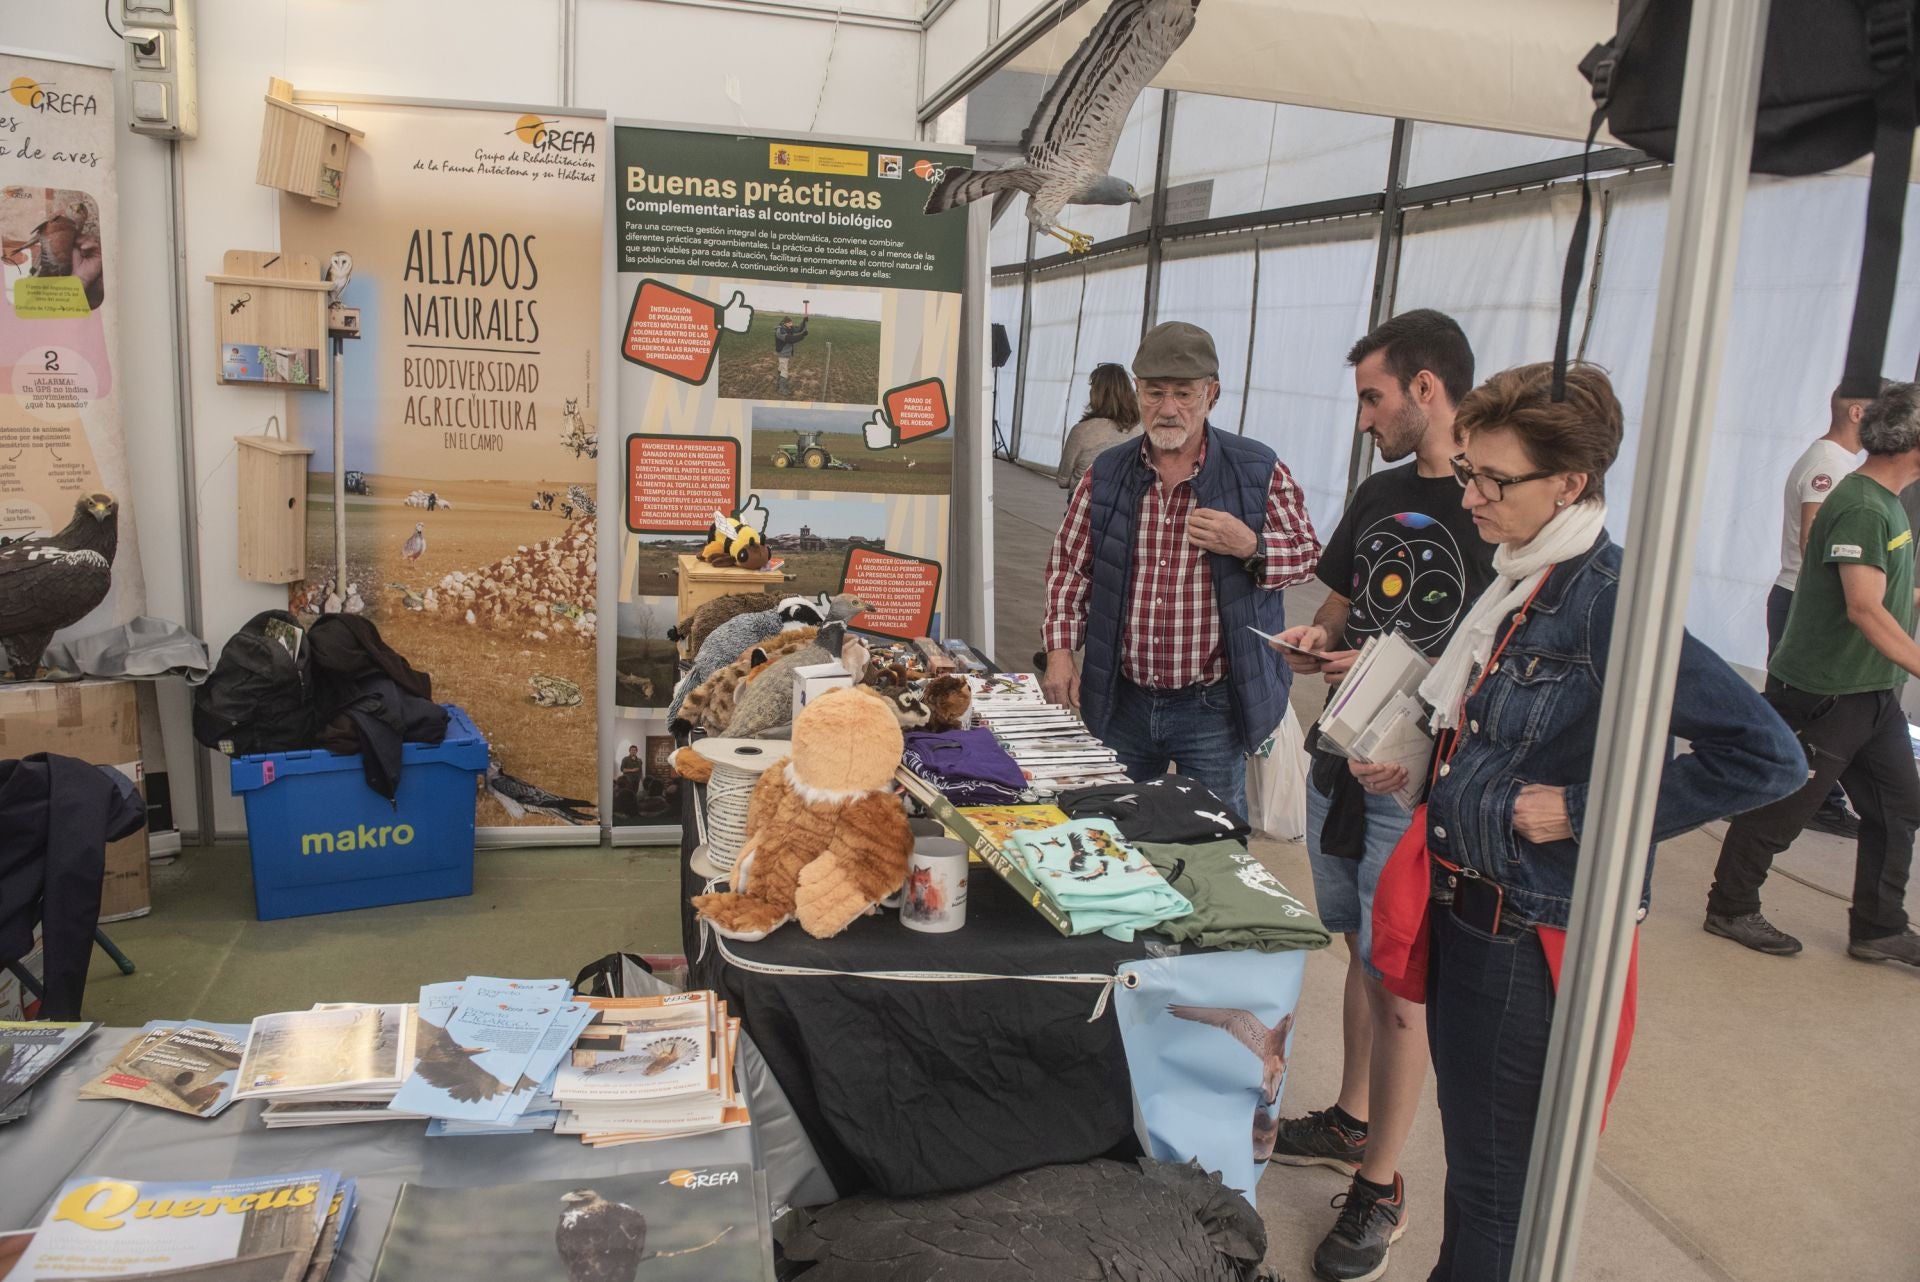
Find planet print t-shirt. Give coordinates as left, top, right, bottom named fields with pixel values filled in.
left=1315, top=462, right=1496, bottom=658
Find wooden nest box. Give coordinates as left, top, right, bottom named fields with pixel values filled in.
left=207, top=250, right=334, bottom=390
left=235, top=421, right=313, bottom=583
left=257, top=78, right=363, bottom=206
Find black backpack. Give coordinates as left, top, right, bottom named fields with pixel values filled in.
left=192, top=610, right=316, bottom=756
left=1557, top=0, right=1918, bottom=398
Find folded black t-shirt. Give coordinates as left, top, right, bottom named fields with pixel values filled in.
left=1058, top=776, right=1251, bottom=844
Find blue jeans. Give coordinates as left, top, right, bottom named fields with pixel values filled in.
left=1305, top=777, right=1414, bottom=974
left=1099, top=679, right=1247, bottom=817
left=1425, top=902, right=1556, bottom=1282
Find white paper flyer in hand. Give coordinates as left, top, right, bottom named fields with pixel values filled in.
left=17, top=1169, right=341, bottom=1282
left=1246, top=625, right=1331, bottom=659
left=1316, top=631, right=1431, bottom=758
left=1347, top=690, right=1435, bottom=813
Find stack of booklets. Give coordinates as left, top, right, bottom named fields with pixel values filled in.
left=386, top=976, right=595, bottom=1137
left=1315, top=630, right=1434, bottom=811
left=232, top=1003, right=417, bottom=1127
left=368, top=1166, right=774, bottom=1282
left=966, top=674, right=1129, bottom=790
left=79, top=1020, right=248, bottom=1119
left=550, top=991, right=748, bottom=1146
left=0, top=1021, right=97, bottom=1125
left=9, top=1169, right=355, bottom=1281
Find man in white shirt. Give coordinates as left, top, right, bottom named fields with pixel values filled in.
left=1770, top=382, right=1883, bottom=836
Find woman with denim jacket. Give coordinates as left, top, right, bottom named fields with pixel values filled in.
left=1352, top=362, right=1805, bottom=1281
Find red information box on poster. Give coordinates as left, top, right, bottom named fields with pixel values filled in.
left=622, top=279, right=723, bottom=384
left=841, top=547, right=942, bottom=640
left=627, top=434, right=740, bottom=533
left=882, top=378, right=950, bottom=442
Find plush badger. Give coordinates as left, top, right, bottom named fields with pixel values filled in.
left=693, top=685, right=913, bottom=940
left=666, top=592, right=866, bottom=724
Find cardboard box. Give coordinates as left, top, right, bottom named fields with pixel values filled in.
left=0, top=679, right=151, bottom=921
left=792, top=661, right=852, bottom=718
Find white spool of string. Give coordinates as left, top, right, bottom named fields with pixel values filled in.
left=692, top=738, right=791, bottom=875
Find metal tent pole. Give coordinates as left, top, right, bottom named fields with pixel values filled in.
left=332, top=336, right=347, bottom=603
left=1346, top=118, right=1410, bottom=505
left=1511, top=2, right=1771, bottom=1280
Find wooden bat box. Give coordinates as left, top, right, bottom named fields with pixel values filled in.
left=257, top=78, right=363, bottom=206
left=235, top=430, right=314, bottom=583
left=207, top=250, right=333, bottom=391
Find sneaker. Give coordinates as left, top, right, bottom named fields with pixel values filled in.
left=1313, top=1173, right=1408, bottom=1282
left=1806, top=803, right=1862, bottom=839
left=1704, top=911, right=1803, bottom=956
left=1268, top=1106, right=1367, bottom=1174
left=1848, top=928, right=1920, bottom=967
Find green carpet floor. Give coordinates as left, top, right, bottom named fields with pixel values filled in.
left=80, top=844, right=686, bottom=1026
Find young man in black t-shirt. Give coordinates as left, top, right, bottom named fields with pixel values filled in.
left=1270, top=310, right=1493, bottom=1282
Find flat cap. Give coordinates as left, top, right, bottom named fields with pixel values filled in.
left=1133, top=321, right=1219, bottom=380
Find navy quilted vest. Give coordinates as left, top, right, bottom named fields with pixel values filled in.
left=1081, top=426, right=1292, bottom=753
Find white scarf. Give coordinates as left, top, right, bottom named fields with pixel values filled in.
left=1420, top=500, right=1608, bottom=732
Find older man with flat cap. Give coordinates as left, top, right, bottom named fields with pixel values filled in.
left=1041, top=321, right=1320, bottom=813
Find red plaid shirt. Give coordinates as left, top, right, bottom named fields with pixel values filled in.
left=1043, top=439, right=1320, bottom=687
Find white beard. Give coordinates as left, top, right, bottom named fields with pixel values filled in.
left=1147, top=425, right=1191, bottom=450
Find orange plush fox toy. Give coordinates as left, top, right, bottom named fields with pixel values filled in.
left=692, top=685, right=913, bottom=941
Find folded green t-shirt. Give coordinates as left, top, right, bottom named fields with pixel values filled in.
left=1137, top=839, right=1331, bottom=953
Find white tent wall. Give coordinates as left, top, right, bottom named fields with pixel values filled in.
left=1015, top=266, right=1089, bottom=469
left=1242, top=225, right=1378, bottom=532
left=1155, top=244, right=1255, bottom=432
left=1065, top=256, right=1148, bottom=417
left=991, top=277, right=1025, bottom=448
left=8, top=0, right=924, bottom=840
left=1166, top=97, right=1395, bottom=218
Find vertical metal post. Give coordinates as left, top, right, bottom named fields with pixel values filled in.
left=167, top=139, right=212, bottom=844
left=332, top=337, right=347, bottom=602
left=1511, top=3, right=1770, bottom=1279
left=1237, top=248, right=1261, bottom=435
left=1141, top=90, right=1178, bottom=336
left=1346, top=118, right=1410, bottom=504
left=1009, top=222, right=1038, bottom=459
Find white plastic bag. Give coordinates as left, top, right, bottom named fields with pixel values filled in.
left=1246, top=707, right=1309, bottom=841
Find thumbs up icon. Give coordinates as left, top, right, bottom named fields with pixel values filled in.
left=719, top=290, right=754, bottom=334
left=863, top=411, right=897, bottom=451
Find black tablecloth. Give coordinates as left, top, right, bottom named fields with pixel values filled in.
left=679, top=796, right=1164, bottom=1198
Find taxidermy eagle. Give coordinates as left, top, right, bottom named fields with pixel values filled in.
left=923, top=0, right=1201, bottom=253
left=556, top=1190, right=734, bottom=1282
left=784, top=1157, right=1272, bottom=1281
left=410, top=1018, right=535, bottom=1104
left=0, top=492, right=117, bottom=679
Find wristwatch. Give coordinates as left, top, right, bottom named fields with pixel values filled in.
left=1241, top=551, right=1265, bottom=576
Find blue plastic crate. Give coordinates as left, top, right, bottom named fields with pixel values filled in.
left=230, top=705, right=489, bottom=920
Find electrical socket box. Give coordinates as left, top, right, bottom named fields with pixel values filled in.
left=124, top=0, right=197, bottom=139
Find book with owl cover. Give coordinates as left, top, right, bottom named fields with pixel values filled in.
left=551, top=993, right=719, bottom=1104
left=369, top=1167, right=773, bottom=1282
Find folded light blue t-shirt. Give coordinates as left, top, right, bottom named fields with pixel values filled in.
left=1003, top=818, right=1194, bottom=941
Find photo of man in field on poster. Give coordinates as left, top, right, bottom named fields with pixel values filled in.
left=716, top=282, right=882, bottom=404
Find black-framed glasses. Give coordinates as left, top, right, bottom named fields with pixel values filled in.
left=1451, top=453, right=1557, bottom=502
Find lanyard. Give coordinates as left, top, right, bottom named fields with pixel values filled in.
left=1432, top=567, right=1554, bottom=774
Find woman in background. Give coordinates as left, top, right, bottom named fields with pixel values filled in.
left=1056, top=363, right=1141, bottom=489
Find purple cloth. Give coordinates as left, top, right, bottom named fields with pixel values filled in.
left=902, top=729, right=1029, bottom=805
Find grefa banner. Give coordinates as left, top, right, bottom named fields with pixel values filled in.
left=609, top=125, right=968, bottom=827
left=0, top=51, right=144, bottom=646
left=286, top=101, right=605, bottom=831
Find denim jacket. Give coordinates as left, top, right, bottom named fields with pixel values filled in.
left=1425, top=532, right=1805, bottom=930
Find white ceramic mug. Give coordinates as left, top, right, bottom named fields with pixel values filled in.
left=900, top=837, right=968, bottom=933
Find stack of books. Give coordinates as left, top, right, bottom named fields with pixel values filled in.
left=232, top=1003, right=417, bottom=1127
left=1315, top=630, right=1434, bottom=811
left=10, top=1169, right=355, bottom=1281
left=79, top=1020, right=248, bottom=1119
left=967, top=674, right=1129, bottom=790
left=388, top=976, right=594, bottom=1138
left=0, top=1020, right=97, bottom=1125
left=550, top=991, right=748, bottom=1146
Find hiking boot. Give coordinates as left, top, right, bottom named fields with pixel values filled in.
left=1313, top=1173, right=1408, bottom=1282
left=1268, top=1106, right=1366, bottom=1174
left=1848, top=928, right=1920, bottom=967
left=1806, top=802, right=1862, bottom=839
left=1704, top=911, right=1803, bottom=956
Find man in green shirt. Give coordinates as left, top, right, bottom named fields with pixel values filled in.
left=1708, top=383, right=1920, bottom=968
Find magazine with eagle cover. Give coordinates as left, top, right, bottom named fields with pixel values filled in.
left=369, top=1166, right=772, bottom=1282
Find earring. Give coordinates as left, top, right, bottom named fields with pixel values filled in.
left=1556, top=499, right=1566, bottom=507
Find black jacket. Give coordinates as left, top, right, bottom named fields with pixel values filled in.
left=0, top=754, right=147, bottom=1020
left=307, top=615, right=446, bottom=799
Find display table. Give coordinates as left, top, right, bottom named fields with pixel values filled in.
left=682, top=805, right=1183, bottom=1199
left=0, top=1025, right=833, bottom=1276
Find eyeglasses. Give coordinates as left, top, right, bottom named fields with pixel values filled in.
left=1137, top=386, right=1208, bottom=406
left=1450, top=453, right=1558, bottom=502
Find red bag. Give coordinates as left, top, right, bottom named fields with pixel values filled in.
left=1369, top=805, right=1433, bottom=1004
left=1537, top=925, right=1640, bottom=1130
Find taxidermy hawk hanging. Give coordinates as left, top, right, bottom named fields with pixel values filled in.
left=923, top=0, right=1201, bottom=253
left=0, top=492, right=117, bottom=680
